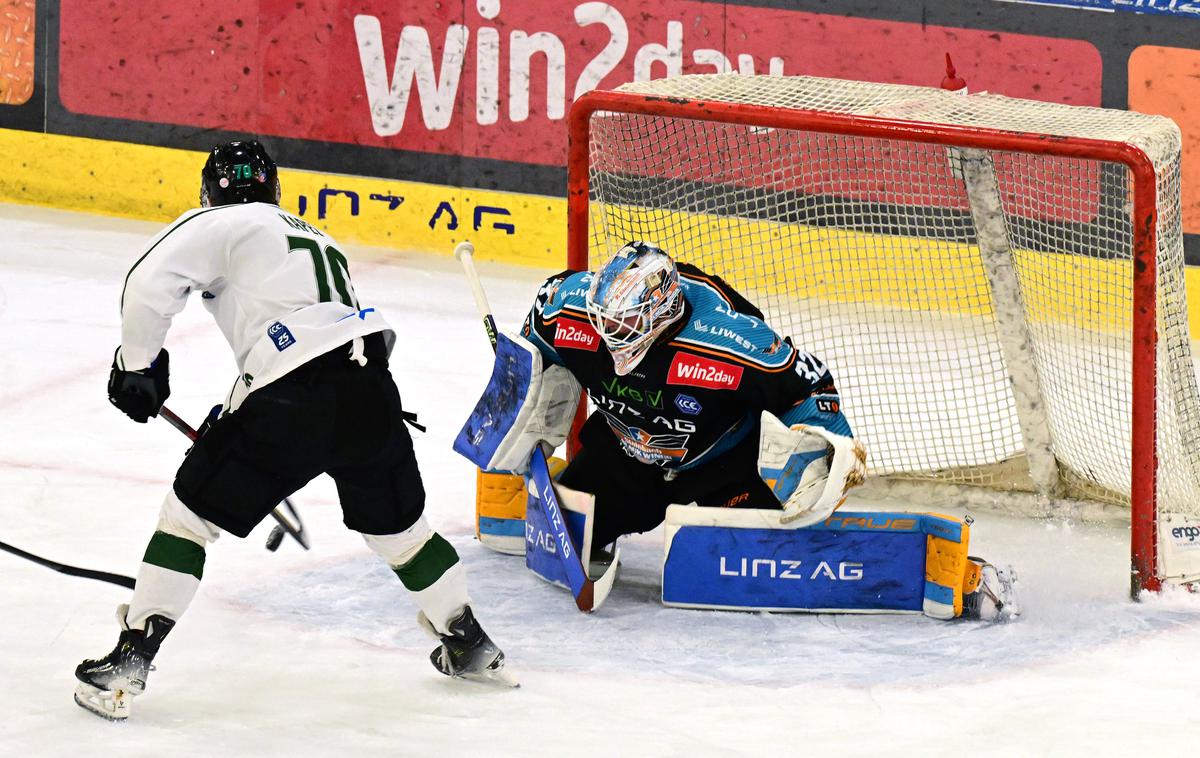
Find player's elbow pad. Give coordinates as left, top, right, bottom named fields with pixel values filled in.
left=453, top=332, right=581, bottom=473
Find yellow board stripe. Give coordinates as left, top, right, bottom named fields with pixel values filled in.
left=4, top=128, right=1200, bottom=340
left=0, top=128, right=567, bottom=268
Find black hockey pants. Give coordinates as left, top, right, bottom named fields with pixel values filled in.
left=557, top=414, right=780, bottom=547
left=173, top=333, right=426, bottom=537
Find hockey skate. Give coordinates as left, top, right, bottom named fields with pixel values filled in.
left=74, top=604, right=175, bottom=720
left=962, top=559, right=1020, bottom=622
left=419, top=606, right=518, bottom=688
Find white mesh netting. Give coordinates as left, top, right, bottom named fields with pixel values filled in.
left=580, top=73, right=1200, bottom=533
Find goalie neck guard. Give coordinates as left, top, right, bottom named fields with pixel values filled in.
left=585, top=241, right=684, bottom=376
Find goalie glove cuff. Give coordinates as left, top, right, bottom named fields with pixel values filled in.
left=757, top=411, right=867, bottom=527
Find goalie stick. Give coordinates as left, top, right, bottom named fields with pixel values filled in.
left=454, top=241, right=617, bottom=612
left=159, top=406, right=310, bottom=551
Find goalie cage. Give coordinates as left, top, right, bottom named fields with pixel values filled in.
left=566, top=73, right=1200, bottom=596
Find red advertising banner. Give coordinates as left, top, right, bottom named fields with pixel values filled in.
left=59, top=1, right=1101, bottom=169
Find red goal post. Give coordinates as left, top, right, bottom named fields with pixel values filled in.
left=565, top=73, right=1198, bottom=596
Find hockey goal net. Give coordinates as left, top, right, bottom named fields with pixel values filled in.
left=566, top=73, right=1200, bottom=594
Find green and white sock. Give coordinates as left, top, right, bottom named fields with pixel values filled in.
left=394, top=533, right=469, bottom=634
left=362, top=520, right=471, bottom=634
left=125, top=531, right=205, bottom=631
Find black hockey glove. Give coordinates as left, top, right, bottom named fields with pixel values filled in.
left=108, top=348, right=170, bottom=423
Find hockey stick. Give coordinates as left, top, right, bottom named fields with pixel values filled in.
left=158, top=406, right=310, bottom=551
left=456, top=241, right=500, bottom=350
left=0, top=539, right=135, bottom=589
left=454, top=241, right=617, bottom=612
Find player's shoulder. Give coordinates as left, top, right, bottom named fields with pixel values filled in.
left=535, top=268, right=592, bottom=319
left=141, top=205, right=235, bottom=252
left=163, top=202, right=298, bottom=236
left=672, top=281, right=794, bottom=371
left=191, top=203, right=324, bottom=234
left=265, top=205, right=330, bottom=237
left=162, top=204, right=234, bottom=229
left=677, top=263, right=739, bottom=301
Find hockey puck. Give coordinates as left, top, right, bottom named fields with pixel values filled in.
left=265, top=526, right=284, bottom=552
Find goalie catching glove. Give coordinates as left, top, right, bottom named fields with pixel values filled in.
left=757, top=410, right=867, bottom=526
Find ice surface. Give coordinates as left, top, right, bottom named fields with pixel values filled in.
left=2, top=204, right=1200, bottom=756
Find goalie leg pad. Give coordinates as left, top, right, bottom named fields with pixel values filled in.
left=662, top=506, right=980, bottom=618
left=475, top=458, right=566, bottom=555
left=922, top=514, right=972, bottom=619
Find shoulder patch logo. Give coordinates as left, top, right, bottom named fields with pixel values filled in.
left=667, top=353, right=743, bottom=390
left=553, top=318, right=600, bottom=352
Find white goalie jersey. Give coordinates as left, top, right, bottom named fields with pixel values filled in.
left=118, top=202, right=393, bottom=404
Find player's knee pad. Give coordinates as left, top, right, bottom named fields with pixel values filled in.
left=157, top=489, right=221, bottom=545
left=360, top=515, right=434, bottom=566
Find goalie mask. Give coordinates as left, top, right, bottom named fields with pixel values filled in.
left=585, top=241, right=684, bottom=376
left=200, top=140, right=281, bottom=208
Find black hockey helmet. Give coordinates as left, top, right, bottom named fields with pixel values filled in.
left=200, top=140, right=281, bottom=207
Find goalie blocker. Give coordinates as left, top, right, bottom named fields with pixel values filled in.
left=453, top=330, right=580, bottom=556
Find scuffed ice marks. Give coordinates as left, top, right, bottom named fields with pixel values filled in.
left=216, top=526, right=1200, bottom=689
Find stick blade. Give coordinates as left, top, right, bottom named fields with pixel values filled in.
left=575, top=548, right=620, bottom=613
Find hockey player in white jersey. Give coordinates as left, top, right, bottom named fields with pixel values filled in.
left=74, top=141, right=513, bottom=721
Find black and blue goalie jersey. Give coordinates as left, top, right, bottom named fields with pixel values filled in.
left=522, top=263, right=853, bottom=471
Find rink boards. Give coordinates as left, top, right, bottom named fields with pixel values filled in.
left=5, top=127, right=1200, bottom=340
